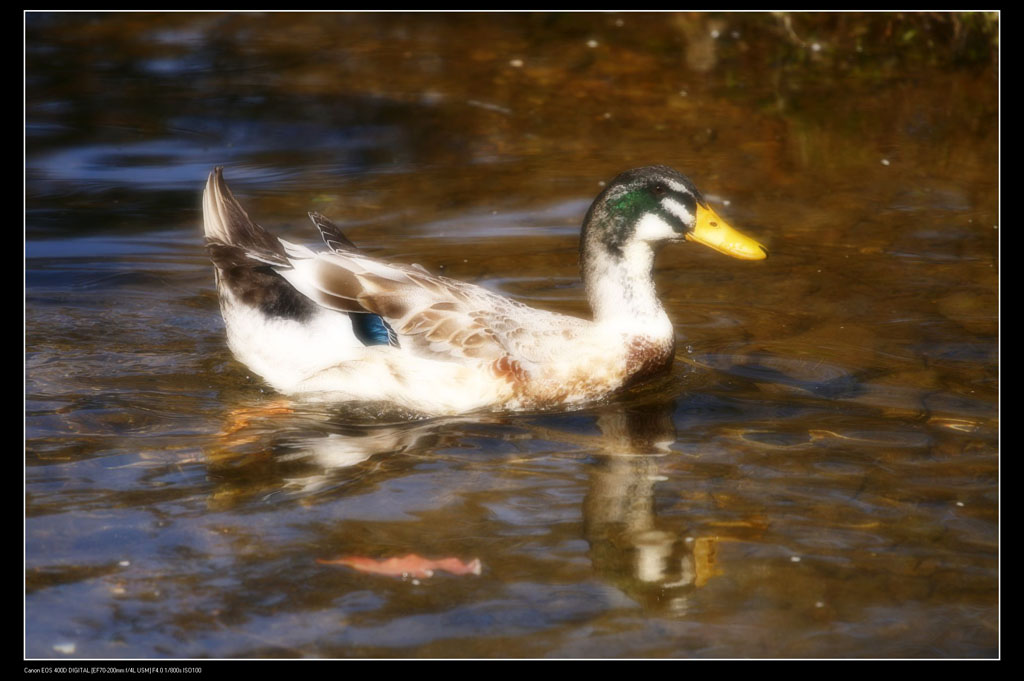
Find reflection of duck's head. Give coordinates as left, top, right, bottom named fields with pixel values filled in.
left=584, top=397, right=724, bottom=613
left=202, top=166, right=766, bottom=415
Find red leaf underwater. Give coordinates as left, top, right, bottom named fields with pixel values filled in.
left=317, top=553, right=482, bottom=579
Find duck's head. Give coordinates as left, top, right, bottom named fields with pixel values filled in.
left=581, top=165, right=767, bottom=263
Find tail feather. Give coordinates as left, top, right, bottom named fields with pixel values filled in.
left=202, top=167, right=399, bottom=348
left=202, top=167, right=288, bottom=267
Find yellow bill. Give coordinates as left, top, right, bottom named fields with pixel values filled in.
left=686, top=204, right=768, bottom=260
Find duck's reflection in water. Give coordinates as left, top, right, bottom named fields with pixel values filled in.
left=583, top=402, right=718, bottom=615
left=205, top=394, right=719, bottom=613
left=204, top=399, right=458, bottom=500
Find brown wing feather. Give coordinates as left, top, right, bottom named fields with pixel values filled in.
left=297, top=252, right=518, bottom=363
left=308, top=212, right=360, bottom=253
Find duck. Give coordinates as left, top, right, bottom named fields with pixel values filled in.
left=202, top=165, right=766, bottom=415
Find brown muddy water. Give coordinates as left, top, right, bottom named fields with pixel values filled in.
left=25, top=12, right=998, bottom=658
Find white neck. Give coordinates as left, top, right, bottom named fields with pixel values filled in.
left=582, top=239, right=673, bottom=339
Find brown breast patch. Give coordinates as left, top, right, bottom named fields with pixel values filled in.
left=624, top=336, right=674, bottom=386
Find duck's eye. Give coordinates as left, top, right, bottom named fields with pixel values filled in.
left=651, top=183, right=667, bottom=197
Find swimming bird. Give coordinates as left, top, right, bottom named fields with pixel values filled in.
left=202, top=165, right=766, bottom=415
